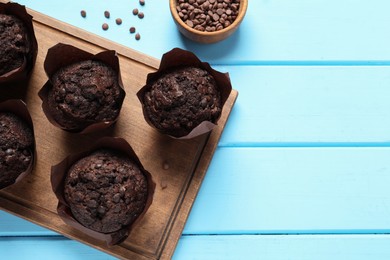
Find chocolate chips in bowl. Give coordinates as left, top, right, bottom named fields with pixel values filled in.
left=169, top=0, right=248, bottom=43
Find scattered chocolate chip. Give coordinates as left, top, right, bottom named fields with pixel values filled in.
left=135, top=33, right=141, bottom=40
left=139, top=0, right=145, bottom=6
left=102, top=23, right=109, bottom=30
left=129, top=26, right=136, bottom=33
left=116, top=18, right=122, bottom=25
left=104, top=10, right=110, bottom=19
left=80, top=10, right=87, bottom=18
left=176, top=0, right=240, bottom=32
left=138, top=12, right=144, bottom=19
left=133, top=8, right=139, bottom=15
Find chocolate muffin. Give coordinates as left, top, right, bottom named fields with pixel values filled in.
left=64, top=149, right=148, bottom=233
left=0, top=13, right=31, bottom=76
left=0, top=112, right=34, bottom=189
left=46, top=60, right=123, bottom=131
left=143, top=66, right=222, bottom=137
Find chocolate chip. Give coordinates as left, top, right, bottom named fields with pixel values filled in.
left=129, top=26, right=136, bottom=33
left=138, top=12, right=144, bottom=19
left=119, top=186, right=126, bottom=197
left=186, top=20, right=194, bottom=28
left=135, top=33, right=141, bottom=40
left=133, top=8, right=139, bottom=15
left=113, top=193, right=121, bottom=203
left=104, top=10, right=110, bottom=19
left=80, top=10, right=87, bottom=18
left=116, top=18, right=122, bottom=25
left=87, top=200, right=97, bottom=208
left=102, top=23, right=109, bottom=30
left=139, top=0, right=145, bottom=6
left=176, top=0, right=240, bottom=32
left=113, top=205, right=122, bottom=213
left=97, top=205, right=106, bottom=215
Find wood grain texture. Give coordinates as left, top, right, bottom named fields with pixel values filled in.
left=0, top=8, right=237, bottom=260
left=5, top=144, right=390, bottom=236
left=3, top=0, right=390, bottom=259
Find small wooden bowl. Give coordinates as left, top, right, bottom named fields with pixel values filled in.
left=169, top=0, right=248, bottom=44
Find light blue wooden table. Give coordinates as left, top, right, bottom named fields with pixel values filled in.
left=2, top=0, right=390, bottom=259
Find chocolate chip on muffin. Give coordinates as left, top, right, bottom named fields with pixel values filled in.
left=143, top=67, right=222, bottom=137
left=138, top=48, right=233, bottom=139
left=64, top=149, right=148, bottom=233
left=0, top=112, right=33, bottom=189
left=46, top=60, right=123, bottom=132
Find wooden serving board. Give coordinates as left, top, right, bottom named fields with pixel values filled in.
left=0, top=8, right=237, bottom=260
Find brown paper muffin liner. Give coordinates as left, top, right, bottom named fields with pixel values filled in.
left=38, top=43, right=126, bottom=134
left=0, top=99, right=36, bottom=189
left=137, top=48, right=232, bottom=139
left=51, top=137, right=155, bottom=245
left=0, top=2, right=38, bottom=86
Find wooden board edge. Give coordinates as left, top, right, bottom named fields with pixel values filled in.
left=0, top=194, right=154, bottom=260
left=0, top=89, right=238, bottom=260
left=0, top=2, right=240, bottom=258
left=160, top=90, right=239, bottom=259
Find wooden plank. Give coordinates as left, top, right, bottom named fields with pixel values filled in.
left=0, top=237, right=116, bottom=260
left=214, top=65, right=390, bottom=146
left=14, top=0, right=390, bottom=63
left=183, top=147, right=390, bottom=234
left=4, top=147, right=390, bottom=236
left=175, top=235, right=390, bottom=260
left=0, top=8, right=237, bottom=260
left=0, top=210, right=56, bottom=236
left=2, top=234, right=390, bottom=260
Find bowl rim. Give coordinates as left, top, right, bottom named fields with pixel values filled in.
left=169, top=0, right=248, bottom=36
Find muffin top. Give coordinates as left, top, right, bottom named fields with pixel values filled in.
left=0, top=112, right=34, bottom=189
left=64, top=149, right=148, bottom=233
left=47, top=60, right=123, bottom=131
left=0, top=14, right=31, bottom=76
left=143, top=67, right=222, bottom=137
